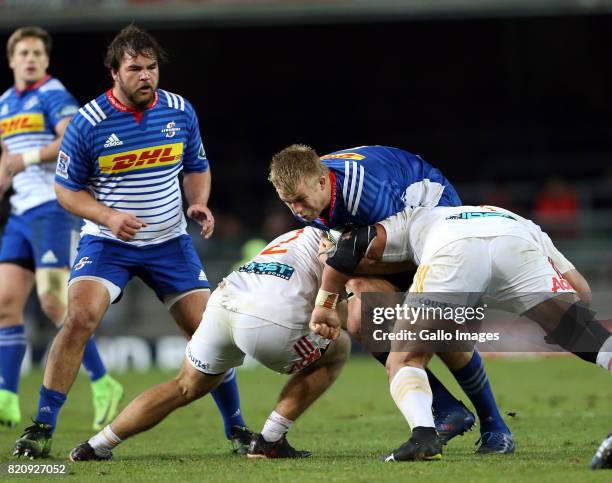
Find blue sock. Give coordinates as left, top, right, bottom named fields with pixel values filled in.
left=36, top=386, right=67, bottom=431
left=211, top=368, right=246, bottom=438
left=82, top=337, right=106, bottom=382
left=426, top=369, right=462, bottom=415
left=0, top=325, right=27, bottom=394
left=452, top=352, right=509, bottom=434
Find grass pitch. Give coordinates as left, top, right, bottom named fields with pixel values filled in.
left=1, top=356, right=610, bottom=482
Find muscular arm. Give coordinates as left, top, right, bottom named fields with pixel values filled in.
left=55, top=184, right=114, bottom=225
left=563, top=268, right=592, bottom=306
left=55, top=184, right=146, bottom=242
left=312, top=223, right=395, bottom=339
left=183, top=169, right=214, bottom=238
left=183, top=169, right=211, bottom=207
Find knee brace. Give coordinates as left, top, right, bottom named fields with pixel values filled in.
left=35, top=268, right=69, bottom=306
left=547, top=302, right=611, bottom=359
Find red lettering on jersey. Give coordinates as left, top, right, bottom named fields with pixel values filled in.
left=136, top=149, right=163, bottom=166
left=552, top=277, right=572, bottom=293
left=112, top=154, right=138, bottom=170
left=159, top=147, right=177, bottom=162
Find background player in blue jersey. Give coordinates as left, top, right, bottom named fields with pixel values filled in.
left=13, top=25, right=250, bottom=459
left=0, top=26, right=120, bottom=431
left=270, top=143, right=514, bottom=453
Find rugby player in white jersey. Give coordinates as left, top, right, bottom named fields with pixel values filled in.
left=0, top=26, right=121, bottom=431
left=68, top=227, right=351, bottom=460
left=310, top=205, right=611, bottom=461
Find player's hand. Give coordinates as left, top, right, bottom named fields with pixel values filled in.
left=106, top=211, right=147, bottom=242
left=317, top=233, right=338, bottom=264
left=187, top=203, right=215, bottom=239
left=4, top=153, right=26, bottom=176
left=309, top=305, right=341, bottom=340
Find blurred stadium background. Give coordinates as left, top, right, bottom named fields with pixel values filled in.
left=2, top=0, right=612, bottom=373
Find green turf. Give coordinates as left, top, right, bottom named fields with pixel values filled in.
left=1, top=357, right=610, bottom=482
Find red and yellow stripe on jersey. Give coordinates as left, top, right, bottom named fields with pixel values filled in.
left=0, top=113, right=45, bottom=139
left=98, top=143, right=183, bottom=174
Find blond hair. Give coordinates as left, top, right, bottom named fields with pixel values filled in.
left=269, top=144, right=328, bottom=195
left=7, top=26, right=52, bottom=59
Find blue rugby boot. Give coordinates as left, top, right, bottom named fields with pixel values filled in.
left=475, top=431, right=516, bottom=454
left=434, top=400, right=476, bottom=445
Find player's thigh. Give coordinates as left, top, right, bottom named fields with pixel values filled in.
left=64, top=279, right=111, bottom=332
left=523, top=292, right=581, bottom=335
left=0, top=263, right=35, bottom=324
left=232, top=318, right=332, bottom=374
left=139, top=235, right=210, bottom=308
left=168, top=289, right=209, bottom=338
left=490, top=235, right=577, bottom=313
left=69, top=235, right=131, bottom=304
left=176, top=357, right=225, bottom=400
left=185, top=303, right=246, bottom=375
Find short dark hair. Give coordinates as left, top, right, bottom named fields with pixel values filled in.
left=104, top=24, right=168, bottom=71
left=7, top=26, right=52, bottom=59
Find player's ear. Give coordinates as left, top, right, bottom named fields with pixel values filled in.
left=318, top=175, right=326, bottom=191
left=110, top=68, right=119, bottom=81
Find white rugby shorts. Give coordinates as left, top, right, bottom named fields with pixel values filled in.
left=186, top=304, right=331, bottom=375
left=409, top=235, right=576, bottom=314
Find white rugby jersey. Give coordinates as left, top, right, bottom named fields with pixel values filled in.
left=215, top=227, right=323, bottom=329
left=380, top=205, right=575, bottom=274
left=0, top=76, right=79, bottom=214
left=56, top=89, right=208, bottom=246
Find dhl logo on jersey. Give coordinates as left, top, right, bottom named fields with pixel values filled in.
left=0, top=113, right=45, bottom=138
left=320, top=153, right=365, bottom=161
left=98, top=142, right=183, bottom=174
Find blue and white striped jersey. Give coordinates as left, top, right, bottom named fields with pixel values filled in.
left=55, top=89, right=208, bottom=246
left=0, top=76, right=79, bottom=214
left=304, top=145, right=461, bottom=231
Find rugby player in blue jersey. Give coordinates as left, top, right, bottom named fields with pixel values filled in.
left=0, top=26, right=121, bottom=431
left=13, top=25, right=250, bottom=459
left=269, top=144, right=514, bottom=453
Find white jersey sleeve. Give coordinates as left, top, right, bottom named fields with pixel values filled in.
left=213, top=227, right=323, bottom=329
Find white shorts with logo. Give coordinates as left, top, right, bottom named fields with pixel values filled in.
left=185, top=304, right=331, bottom=375
left=409, top=235, right=576, bottom=314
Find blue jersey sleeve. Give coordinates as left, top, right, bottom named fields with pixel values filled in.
left=325, top=145, right=460, bottom=228
left=55, top=116, right=93, bottom=191
left=42, top=89, right=79, bottom=130
left=182, top=100, right=208, bottom=173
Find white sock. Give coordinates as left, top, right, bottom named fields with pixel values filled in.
left=261, top=410, right=293, bottom=442
left=389, top=366, right=435, bottom=430
left=88, top=424, right=122, bottom=456
left=596, top=335, right=612, bottom=371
